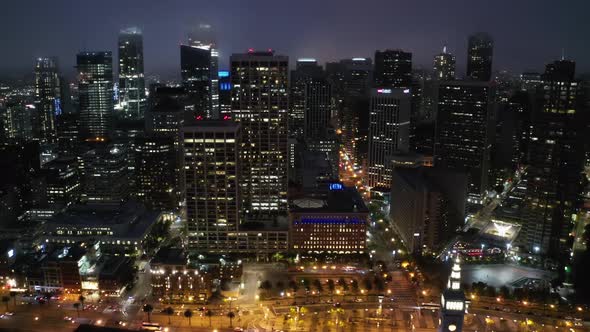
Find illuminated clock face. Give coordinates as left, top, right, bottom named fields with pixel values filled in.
left=448, top=324, right=457, bottom=331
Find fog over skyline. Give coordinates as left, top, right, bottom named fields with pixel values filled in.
left=1, top=0, right=589, bottom=79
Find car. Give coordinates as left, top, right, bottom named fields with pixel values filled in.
left=4, top=312, right=14, bottom=316
left=234, top=328, right=244, bottom=332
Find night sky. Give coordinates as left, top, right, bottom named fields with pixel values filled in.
left=2, top=0, right=589, bottom=79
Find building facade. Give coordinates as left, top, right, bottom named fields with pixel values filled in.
left=434, top=81, right=495, bottom=202
left=77, top=52, right=114, bottom=139
left=183, top=121, right=241, bottom=251
left=367, top=88, right=411, bottom=189
left=230, top=50, right=289, bottom=221
left=289, top=185, right=368, bottom=254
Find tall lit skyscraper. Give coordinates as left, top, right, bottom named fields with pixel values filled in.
left=230, top=50, right=289, bottom=221
left=117, top=27, right=146, bottom=119
left=374, top=50, right=412, bottom=88
left=467, top=32, right=494, bottom=81
left=434, top=81, right=495, bottom=202
left=183, top=120, right=241, bottom=251
left=433, top=46, right=456, bottom=81
left=82, top=144, right=129, bottom=206
left=523, top=59, right=585, bottom=257
left=34, top=57, right=61, bottom=143
left=290, top=58, right=324, bottom=138
left=183, top=24, right=219, bottom=119
left=77, top=52, right=114, bottom=139
left=367, top=88, right=411, bottom=189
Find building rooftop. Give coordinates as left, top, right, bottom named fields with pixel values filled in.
left=151, top=247, right=188, bottom=266
left=44, top=200, right=160, bottom=240
left=290, top=185, right=369, bottom=214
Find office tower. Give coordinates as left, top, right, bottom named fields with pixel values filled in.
left=77, top=52, right=114, bottom=140
left=40, top=156, right=81, bottom=213
left=523, top=59, right=585, bottom=257
left=183, top=121, right=241, bottom=251
left=374, top=49, right=412, bottom=88
left=467, top=32, right=494, bottom=81
left=230, top=50, right=289, bottom=221
left=56, top=113, right=80, bottom=156
left=135, top=136, right=178, bottom=211
left=434, top=81, right=495, bottom=202
left=188, top=24, right=219, bottom=119
left=34, top=57, right=61, bottom=143
left=520, top=72, right=542, bottom=92
left=145, top=85, right=188, bottom=205
left=290, top=58, right=325, bottom=138
left=181, top=45, right=213, bottom=119
left=304, top=78, right=332, bottom=140
left=433, top=46, right=456, bottom=81
left=218, top=70, right=231, bottom=117
left=391, top=167, right=466, bottom=254
left=0, top=96, right=34, bottom=143
left=117, top=27, right=146, bottom=119
left=367, top=88, right=411, bottom=189
left=439, top=258, right=465, bottom=332
left=82, top=144, right=129, bottom=206
left=145, top=85, right=188, bottom=141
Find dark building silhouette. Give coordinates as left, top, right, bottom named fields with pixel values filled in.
left=374, top=49, right=412, bottom=88
left=467, top=33, right=493, bottom=81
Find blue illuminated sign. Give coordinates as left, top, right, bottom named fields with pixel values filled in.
left=329, top=183, right=343, bottom=191
left=218, top=70, right=229, bottom=78
left=220, top=83, right=231, bottom=91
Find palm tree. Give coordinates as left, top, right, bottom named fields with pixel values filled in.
left=205, top=309, right=214, bottom=327
left=1, top=296, right=9, bottom=311
left=164, top=306, right=174, bottom=325
left=143, top=304, right=154, bottom=322
left=9, top=291, right=17, bottom=307
left=327, top=279, right=335, bottom=301
left=227, top=311, right=235, bottom=327
left=73, top=302, right=81, bottom=317
left=78, top=295, right=86, bottom=310
left=183, top=309, right=193, bottom=326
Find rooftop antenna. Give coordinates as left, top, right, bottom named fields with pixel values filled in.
left=561, top=48, right=565, bottom=61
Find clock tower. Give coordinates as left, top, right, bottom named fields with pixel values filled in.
left=439, top=258, right=465, bottom=332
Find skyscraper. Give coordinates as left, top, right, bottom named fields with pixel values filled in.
left=183, top=120, right=241, bottom=251
left=367, top=88, right=411, bottom=189
left=523, top=59, right=585, bottom=257
left=117, top=27, right=146, bottom=119
left=230, top=50, right=289, bottom=221
left=82, top=144, right=129, bottom=206
left=374, top=50, right=412, bottom=88
left=290, top=58, right=324, bottom=138
left=182, top=24, right=219, bottom=119
left=77, top=52, right=114, bottom=140
left=434, top=81, right=495, bottom=202
left=34, top=57, right=61, bottom=143
left=304, top=78, right=332, bottom=140
left=433, top=46, right=456, bottom=81
left=181, top=45, right=213, bottom=119
left=466, top=32, right=494, bottom=81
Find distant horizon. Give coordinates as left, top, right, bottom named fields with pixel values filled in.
left=1, top=0, right=589, bottom=83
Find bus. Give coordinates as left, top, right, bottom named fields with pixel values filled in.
left=141, top=322, right=162, bottom=331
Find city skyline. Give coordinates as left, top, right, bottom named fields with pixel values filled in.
left=1, top=0, right=590, bottom=79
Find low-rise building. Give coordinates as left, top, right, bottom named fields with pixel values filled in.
left=289, top=184, right=368, bottom=254
left=150, top=248, right=212, bottom=304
